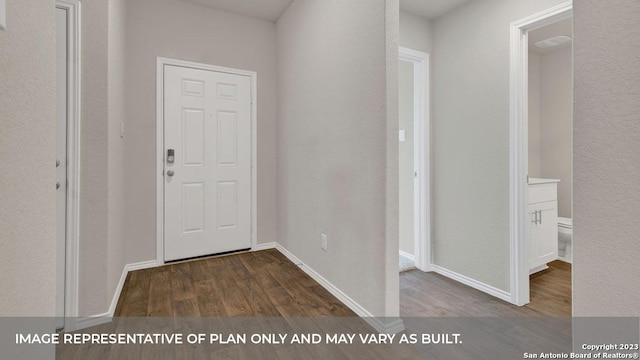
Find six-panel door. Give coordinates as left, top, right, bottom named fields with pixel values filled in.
left=164, top=65, right=252, bottom=262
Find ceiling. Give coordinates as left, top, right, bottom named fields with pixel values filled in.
left=181, top=0, right=294, bottom=22
left=528, top=18, right=573, bottom=55
left=399, top=0, right=472, bottom=20
left=182, top=0, right=473, bottom=23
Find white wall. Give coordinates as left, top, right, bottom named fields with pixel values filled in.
left=123, top=0, right=278, bottom=264
left=430, top=0, right=567, bottom=292
left=539, top=46, right=572, bottom=218
left=0, top=0, right=57, bottom=316
left=277, top=0, right=396, bottom=317
left=573, top=0, right=640, bottom=316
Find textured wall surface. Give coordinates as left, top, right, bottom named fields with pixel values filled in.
left=0, top=0, right=57, bottom=316
left=431, top=0, right=566, bottom=292
left=277, top=0, right=392, bottom=316
left=78, top=0, right=110, bottom=316
left=123, top=0, right=278, bottom=264
left=573, top=0, right=640, bottom=316
left=107, top=0, right=128, bottom=312
left=384, top=0, right=400, bottom=317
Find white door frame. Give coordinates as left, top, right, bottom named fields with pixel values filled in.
left=509, top=1, right=572, bottom=306
left=56, top=0, right=81, bottom=330
left=156, top=57, right=258, bottom=265
left=399, top=47, right=431, bottom=272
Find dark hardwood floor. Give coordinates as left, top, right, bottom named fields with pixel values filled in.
left=116, top=249, right=571, bottom=319
left=58, top=252, right=571, bottom=359
left=400, top=260, right=572, bottom=317
left=527, top=260, right=572, bottom=316
left=114, top=249, right=356, bottom=318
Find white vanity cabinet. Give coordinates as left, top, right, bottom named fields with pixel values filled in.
left=528, top=179, right=560, bottom=273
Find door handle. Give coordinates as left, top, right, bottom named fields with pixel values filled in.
left=167, top=170, right=175, bottom=177
left=539, top=210, right=542, bottom=225
left=56, top=181, right=61, bottom=190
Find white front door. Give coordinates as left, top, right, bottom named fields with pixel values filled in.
left=55, top=6, right=68, bottom=329
left=163, top=65, right=252, bottom=262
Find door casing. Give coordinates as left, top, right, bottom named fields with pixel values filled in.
left=56, top=0, right=81, bottom=331
left=509, top=1, right=572, bottom=306
left=156, top=57, right=258, bottom=266
left=399, top=47, right=431, bottom=272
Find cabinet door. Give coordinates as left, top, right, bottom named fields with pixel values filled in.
left=536, top=201, right=558, bottom=265
left=529, top=201, right=559, bottom=270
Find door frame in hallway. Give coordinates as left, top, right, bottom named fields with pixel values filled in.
left=56, top=0, right=82, bottom=331
left=509, top=1, right=572, bottom=306
left=155, top=57, right=258, bottom=265
left=399, top=47, right=431, bottom=272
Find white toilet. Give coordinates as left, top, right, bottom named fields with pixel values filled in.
left=558, top=217, right=572, bottom=263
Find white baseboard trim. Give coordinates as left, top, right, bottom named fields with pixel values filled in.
left=252, top=242, right=277, bottom=251
left=74, top=259, right=157, bottom=331
left=399, top=250, right=415, bottom=262
left=529, top=264, right=549, bottom=275
left=431, top=264, right=512, bottom=303
left=76, top=247, right=406, bottom=334
left=75, top=314, right=112, bottom=330
left=275, top=243, right=405, bottom=334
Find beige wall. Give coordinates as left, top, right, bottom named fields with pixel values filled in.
left=528, top=53, right=542, bottom=177
left=384, top=0, right=400, bottom=317
left=398, top=60, right=414, bottom=255
left=0, top=0, right=57, bottom=316
left=528, top=46, right=573, bottom=218
left=431, top=0, right=567, bottom=292
left=123, top=0, right=278, bottom=264
left=107, top=0, right=128, bottom=311
left=399, top=10, right=432, bottom=53
left=277, top=0, right=395, bottom=316
left=573, top=0, right=640, bottom=316
left=540, top=46, right=572, bottom=218
left=78, top=0, right=110, bottom=316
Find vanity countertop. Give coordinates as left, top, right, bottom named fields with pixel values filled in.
left=528, top=177, right=561, bottom=185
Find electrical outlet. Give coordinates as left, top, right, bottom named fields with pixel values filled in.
left=321, top=234, right=328, bottom=251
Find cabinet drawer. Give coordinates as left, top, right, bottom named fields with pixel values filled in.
left=528, top=183, right=557, bottom=204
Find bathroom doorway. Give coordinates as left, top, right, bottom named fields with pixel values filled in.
left=398, top=47, right=431, bottom=273
left=510, top=2, right=573, bottom=315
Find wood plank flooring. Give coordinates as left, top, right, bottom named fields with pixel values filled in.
left=116, top=249, right=570, bottom=319
left=114, top=249, right=356, bottom=318
left=58, top=251, right=572, bottom=359
left=400, top=260, right=572, bottom=317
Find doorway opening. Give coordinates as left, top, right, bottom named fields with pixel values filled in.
left=398, top=47, right=431, bottom=273
left=510, top=2, right=573, bottom=312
